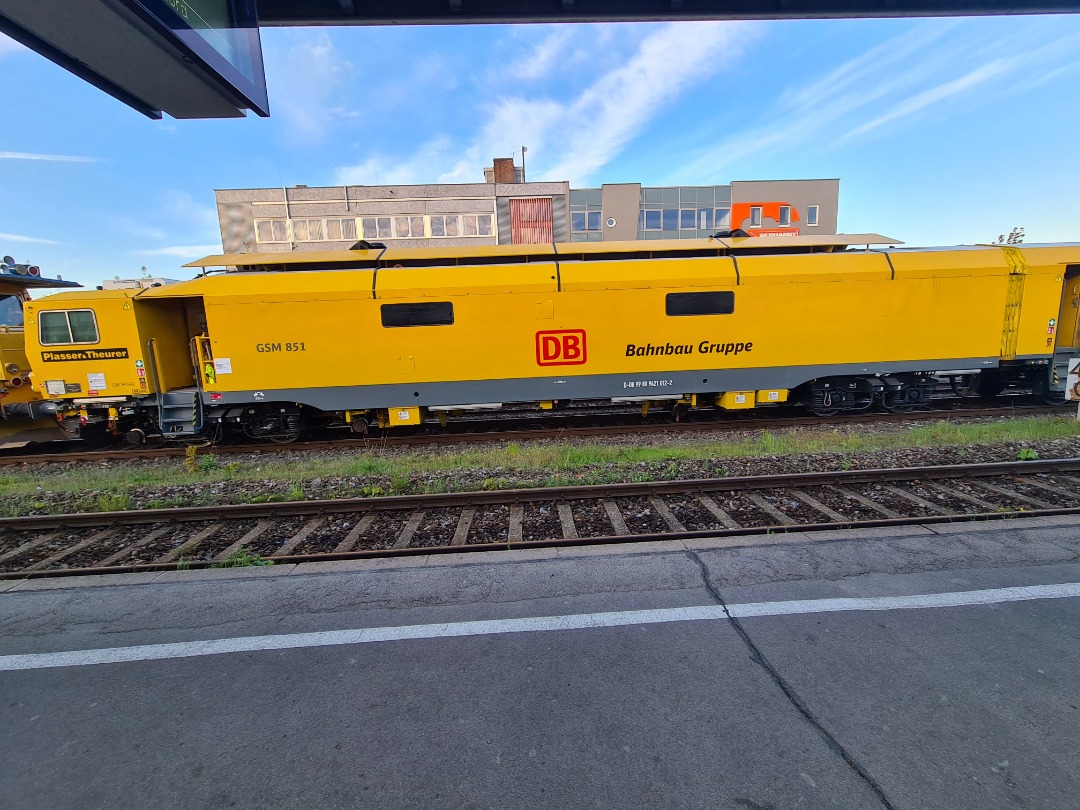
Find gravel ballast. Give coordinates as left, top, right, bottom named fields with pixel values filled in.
left=4, top=417, right=1079, bottom=518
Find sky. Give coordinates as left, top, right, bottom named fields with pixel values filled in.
left=2, top=13, right=1079, bottom=291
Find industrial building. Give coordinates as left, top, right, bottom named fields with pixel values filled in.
left=214, top=158, right=839, bottom=253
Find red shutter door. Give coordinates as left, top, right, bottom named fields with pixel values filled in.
left=509, top=197, right=553, bottom=244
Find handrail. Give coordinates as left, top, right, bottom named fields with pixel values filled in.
left=146, top=338, right=164, bottom=430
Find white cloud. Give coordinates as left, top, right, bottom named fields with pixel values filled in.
left=266, top=32, right=355, bottom=142
left=673, top=22, right=1080, bottom=182
left=506, top=27, right=574, bottom=80
left=0, top=232, right=60, bottom=245
left=334, top=138, right=459, bottom=186
left=840, top=59, right=1009, bottom=142
left=134, top=245, right=221, bottom=257
left=331, top=22, right=761, bottom=188
left=0, top=151, right=96, bottom=162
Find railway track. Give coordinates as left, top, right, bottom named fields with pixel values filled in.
left=2, top=458, right=1078, bottom=580
left=0, top=401, right=1063, bottom=466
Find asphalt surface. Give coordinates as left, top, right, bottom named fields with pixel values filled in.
left=2, top=516, right=1079, bottom=809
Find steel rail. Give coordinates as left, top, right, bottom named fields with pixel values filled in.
left=3, top=458, right=1079, bottom=580
left=3, top=457, right=1079, bottom=531
left=5, top=506, right=1079, bottom=581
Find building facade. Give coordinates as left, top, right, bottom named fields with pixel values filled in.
left=569, top=179, right=839, bottom=242
left=214, top=159, right=838, bottom=254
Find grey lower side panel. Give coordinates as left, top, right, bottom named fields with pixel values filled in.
left=205, top=358, right=1001, bottom=411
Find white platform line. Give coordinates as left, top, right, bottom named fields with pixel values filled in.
left=3, top=581, right=1079, bottom=672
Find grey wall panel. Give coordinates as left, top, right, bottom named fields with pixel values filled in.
left=601, top=183, right=641, bottom=241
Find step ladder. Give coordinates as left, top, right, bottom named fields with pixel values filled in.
left=159, top=387, right=201, bottom=438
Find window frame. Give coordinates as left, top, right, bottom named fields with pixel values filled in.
left=254, top=218, right=291, bottom=243
left=806, top=205, right=820, bottom=227
left=749, top=206, right=763, bottom=228
left=778, top=205, right=791, bottom=227
left=39, top=309, right=101, bottom=346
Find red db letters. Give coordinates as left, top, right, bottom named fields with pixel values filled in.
left=536, top=330, right=587, bottom=366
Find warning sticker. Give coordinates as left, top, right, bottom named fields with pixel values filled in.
left=87, top=372, right=106, bottom=390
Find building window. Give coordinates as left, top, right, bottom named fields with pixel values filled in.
left=39, top=310, right=99, bottom=345
left=362, top=217, right=393, bottom=239
left=572, top=211, right=602, bottom=232
left=393, top=216, right=426, bottom=238
left=749, top=206, right=763, bottom=228
left=255, top=219, right=289, bottom=243
left=325, top=218, right=358, bottom=241
left=381, top=302, right=454, bottom=328
left=430, top=214, right=493, bottom=238
left=270, top=218, right=362, bottom=242
left=292, top=219, right=326, bottom=241
left=779, top=206, right=791, bottom=227
left=571, top=188, right=603, bottom=237
left=714, top=208, right=731, bottom=229
left=665, top=292, right=735, bottom=317
left=806, top=205, right=819, bottom=226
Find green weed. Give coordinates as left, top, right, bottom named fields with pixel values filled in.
left=1016, top=448, right=1039, bottom=461
left=97, top=492, right=130, bottom=512
left=211, top=546, right=273, bottom=568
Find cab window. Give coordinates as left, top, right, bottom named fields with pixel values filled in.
left=0, top=295, right=23, bottom=327
left=39, top=310, right=100, bottom=345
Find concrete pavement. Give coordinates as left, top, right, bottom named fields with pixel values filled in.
left=2, top=515, right=1079, bottom=809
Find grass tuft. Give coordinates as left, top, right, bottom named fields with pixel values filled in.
left=211, top=546, right=273, bottom=568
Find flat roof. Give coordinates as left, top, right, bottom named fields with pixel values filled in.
left=185, top=233, right=902, bottom=269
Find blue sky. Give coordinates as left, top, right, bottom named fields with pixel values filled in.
left=2, top=14, right=1079, bottom=290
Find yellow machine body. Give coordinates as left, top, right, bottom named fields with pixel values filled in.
left=21, top=236, right=1080, bottom=440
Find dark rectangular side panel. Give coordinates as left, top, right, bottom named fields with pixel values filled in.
left=666, top=291, right=735, bottom=316
left=381, top=302, right=455, bottom=327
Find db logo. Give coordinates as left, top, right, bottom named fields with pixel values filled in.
left=536, top=329, right=587, bottom=366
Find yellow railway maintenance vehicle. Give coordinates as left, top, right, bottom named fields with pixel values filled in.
left=0, top=257, right=81, bottom=445
left=22, top=234, right=1080, bottom=445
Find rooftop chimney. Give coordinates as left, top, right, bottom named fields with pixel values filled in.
left=492, top=157, right=516, bottom=184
